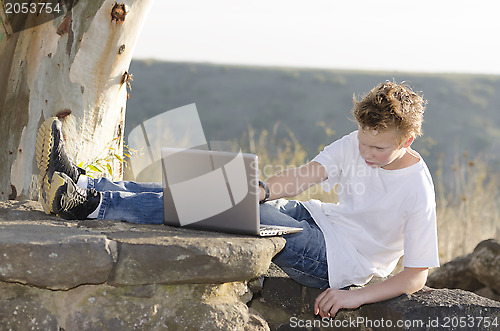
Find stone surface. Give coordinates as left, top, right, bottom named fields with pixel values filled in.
left=0, top=282, right=59, bottom=330
left=426, top=254, right=484, bottom=292
left=426, top=239, right=500, bottom=301
left=107, top=230, right=282, bottom=286
left=0, top=200, right=285, bottom=289
left=251, top=273, right=500, bottom=331
left=0, top=200, right=285, bottom=330
left=356, top=288, right=500, bottom=330
left=0, top=223, right=116, bottom=290
left=470, top=239, right=500, bottom=293
left=0, top=280, right=264, bottom=330
left=246, top=309, right=271, bottom=331
left=475, top=287, right=500, bottom=302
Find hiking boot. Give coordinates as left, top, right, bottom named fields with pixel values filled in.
left=36, top=117, right=86, bottom=214
left=52, top=172, right=101, bottom=220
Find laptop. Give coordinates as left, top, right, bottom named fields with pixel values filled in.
left=161, top=147, right=303, bottom=236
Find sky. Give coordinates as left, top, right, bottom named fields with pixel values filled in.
left=133, top=0, right=500, bottom=75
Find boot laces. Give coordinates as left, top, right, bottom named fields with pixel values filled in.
left=60, top=185, right=90, bottom=211
left=55, top=144, right=78, bottom=180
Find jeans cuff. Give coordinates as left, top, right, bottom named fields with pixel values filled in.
left=86, top=176, right=96, bottom=189
left=97, top=191, right=109, bottom=220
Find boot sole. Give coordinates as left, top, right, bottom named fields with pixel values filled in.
left=48, top=172, right=67, bottom=215
left=35, top=117, right=57, bottom=214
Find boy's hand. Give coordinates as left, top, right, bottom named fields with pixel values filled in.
left=314, top=288, right=363, bottom=318
left=314, top=268, right=429, bottom=319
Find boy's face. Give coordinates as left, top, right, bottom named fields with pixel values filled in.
left=357, top=126, right=409, bottom=169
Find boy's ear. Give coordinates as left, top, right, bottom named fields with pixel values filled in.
left=401, top=135, right=414, bottom=148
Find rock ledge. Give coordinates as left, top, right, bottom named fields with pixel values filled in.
left=0, top=200, right=284, bottom=330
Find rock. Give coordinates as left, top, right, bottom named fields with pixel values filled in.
left=0, top=200, right=285, bottom=289
left=426, top=254, right=484, bottom=291
left=64, top=282, right=252, bottom=330
left=0, top=281, right=262, bottom=330
left=426, top=239, right=500, bottom=301
left=107, top=230, right=283, bottom=286
left=0, top=200, right=284, bottom=330
left=475, top=287, right=500, bottom=302
left=470, top=239, right=500, bottom=293
left=0, top=282, right=59, bottom=330
left=356, top=288, right=500, bottom=330
left=0, top=223, right=116, bottom=290
left=250, top=271, right=500, bottom=331
left=245, top=309, right=271, bottom=331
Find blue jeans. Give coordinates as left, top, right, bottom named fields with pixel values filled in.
left=260, top=199, right=329, bottom=289
left=88, top=177, right=164, bottom=224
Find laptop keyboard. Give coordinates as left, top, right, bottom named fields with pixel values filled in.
left=259, top=225, right=302, bottom=236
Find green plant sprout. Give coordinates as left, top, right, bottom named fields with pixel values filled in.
left=78, top=138, right=140, bottom=178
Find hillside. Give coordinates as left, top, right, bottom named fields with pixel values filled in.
left=126, top=60, right=500, bottom=174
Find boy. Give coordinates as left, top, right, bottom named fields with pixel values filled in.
left=258, top=81, right=439, bottom=318
left=37, top=81, right=438, bottom=318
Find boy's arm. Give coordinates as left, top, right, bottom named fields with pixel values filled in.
left=259, top=161, right=327, bottom=202
left=314, top=267, right=428, bottom=318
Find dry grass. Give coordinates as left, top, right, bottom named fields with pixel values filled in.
left=244, top=123, right=338, bottom=203
left=435, top=153, right=500, bottom=263
left=244, top=126, right=500, bottom=264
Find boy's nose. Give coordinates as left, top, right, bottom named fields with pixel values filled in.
left=359, top=145, right=371, bottom=160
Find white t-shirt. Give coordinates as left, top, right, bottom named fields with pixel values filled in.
left=303, top=131, right=440, bottom=289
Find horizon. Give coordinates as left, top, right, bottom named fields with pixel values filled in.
left=131, top=58, right=500, bottom=77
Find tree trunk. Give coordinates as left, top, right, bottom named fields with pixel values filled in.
left=0, top=0, right=154, bottom=201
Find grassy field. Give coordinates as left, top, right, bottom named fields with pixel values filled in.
left=434, top=153, right=500, bottom=262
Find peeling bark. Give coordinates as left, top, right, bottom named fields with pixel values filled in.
left=111, top=3, right=128, bottom=23
left=0, top=0, right=154, bottom=201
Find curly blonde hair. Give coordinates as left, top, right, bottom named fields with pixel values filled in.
left=352, top=82, right=426, bottom=144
